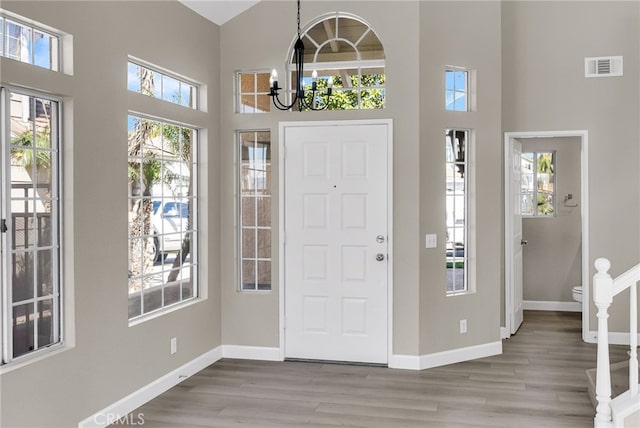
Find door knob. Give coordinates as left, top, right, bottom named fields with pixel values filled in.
left=521, top=239, right=528, bottom=245
left=376, top=253, right=385, bottom=262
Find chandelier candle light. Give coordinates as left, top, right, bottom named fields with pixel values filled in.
left=269, top=0, right=333, bottom=111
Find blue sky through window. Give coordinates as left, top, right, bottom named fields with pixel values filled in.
left=445, top=69, right=468, bottom=111
left=2, top=18, right=57, bottom=70
left=127, top=61, right=195, bottom=108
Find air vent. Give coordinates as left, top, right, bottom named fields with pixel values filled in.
left=585, top=56, right=623, bottom=78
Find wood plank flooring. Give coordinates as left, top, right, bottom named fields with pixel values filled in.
left=121, top=311, right=630, bottom=427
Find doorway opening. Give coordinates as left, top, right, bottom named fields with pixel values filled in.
left=504, top=130, right=589, bottom=340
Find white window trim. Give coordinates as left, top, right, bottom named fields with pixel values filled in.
left=235, top=70, right=271, bottom=114
left=521, top=150, right=557, bottom=219
left=126, top=114, right=200, bottom=323
left=236, top=130, right=272, bottom=293
left=446, top=128, right=473, bottom=296
left=283, top=12, right=386, bottom=110
left=127, top=57, right=200, bottom=110
left=0, top=11, right=63, bottom=72
left=0, top=85, right=64, bottom=366
left=445, top=66, right=470, bottom=112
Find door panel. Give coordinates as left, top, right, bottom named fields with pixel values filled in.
left=284, top=123, right=388, bottom=364
left=511, top=140, right=524, bottom=334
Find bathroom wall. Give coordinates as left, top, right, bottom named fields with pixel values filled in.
left=521, top=137, right=582, bottom=303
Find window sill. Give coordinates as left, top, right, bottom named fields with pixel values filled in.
left=128, top=296, right=202, bottom=327
left=0, top=343, right=71, bottom=374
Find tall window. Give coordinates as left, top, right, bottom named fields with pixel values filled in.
left=445, top=68, right=468, bottom=111
left=238, top=131, right=271, bottom=291
left=289, top=13, right=386, bottom=111
left=127, top=116, right=198, bottom=320
left=0, top=15, right=59, bottom=71
left=521, top=151, right=555, bottom=216
left=445, top=129, right=469, bottom=294
left=127, top=60, right=197, bottom=109
left=236, top=71, right=271, bottom=113
left=1, top=88, right=61, bottom=364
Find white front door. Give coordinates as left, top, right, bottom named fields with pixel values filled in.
left=283, top=121, right=390, bottom=364
left=509, top=139, right=524, bottom=334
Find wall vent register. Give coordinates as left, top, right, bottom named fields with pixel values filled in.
left=584, top=56, right=623, bottom=78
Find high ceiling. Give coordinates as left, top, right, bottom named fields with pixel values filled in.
left=178, top=0, right=262, bottom=25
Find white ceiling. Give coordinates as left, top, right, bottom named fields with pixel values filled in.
left=179, top=0, right=262, bottom=26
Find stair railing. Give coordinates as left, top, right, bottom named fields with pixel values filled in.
left=593, top=258, right=639, bottom=428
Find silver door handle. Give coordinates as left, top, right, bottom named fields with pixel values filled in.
left=521, top=239, right=528, bottom=245
left=376, top=253, right=385, bottom=262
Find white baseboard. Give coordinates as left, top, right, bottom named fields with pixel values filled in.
left=500, top=326, right=510, bottom=339
left=388, top=354, right=421, bottom=370
left=222, top=345, right=282, bottom=361
left=78, top=346, right=222, bottom=428
left=586, top=330, right=640, bottom=346
left=419, top=341, right=503, bottom=370
left=390, top=341, right=502, bottom=371
left=523, top=300, right=582, bottom=312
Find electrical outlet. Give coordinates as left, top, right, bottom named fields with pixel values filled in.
left=425, top=234, right=437, bottom=249
left=459, top=319, right=467, bottom=334
left=170, top=337, right=177, bottom=355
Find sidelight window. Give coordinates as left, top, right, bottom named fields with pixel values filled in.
left=445, top=129, right=469, bottom=294
left=1, top=87, right=62, bottom=364
left=238, top=131, right=272, bottom=291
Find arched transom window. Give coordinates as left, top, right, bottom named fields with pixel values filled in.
left=288, top=13, right=386, bottom=110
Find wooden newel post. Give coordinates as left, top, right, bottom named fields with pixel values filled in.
left=593, top=257, right=613, bottom=428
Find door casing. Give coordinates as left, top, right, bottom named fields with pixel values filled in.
left=503, top=130, right=589, bottom=340
left=278, top=119, right=394, bottom=363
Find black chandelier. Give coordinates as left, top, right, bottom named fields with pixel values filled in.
left=269, top=0, right=333, bottom=111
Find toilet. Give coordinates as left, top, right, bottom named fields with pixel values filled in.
left=572, top=286, right=583, bottom=303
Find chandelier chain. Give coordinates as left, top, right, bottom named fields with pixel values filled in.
left=297, top=0, right=301, bottom=39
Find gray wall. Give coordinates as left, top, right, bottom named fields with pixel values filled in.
left=502, top=1, right=640, bottom=331
left=0, top=2, right=221, bottom=427
left=521, top=137, right=582, bottom=303
left=418, top=1, right=503, bottom=353
left=219, top=0, right=423, bottom=355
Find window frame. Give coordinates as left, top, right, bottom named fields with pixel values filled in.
left=445, top=66, right=469, bottom=112
left=285, top=12, right=386, bottom=111
left=237, top=130, right=272, bottom=292
left=0, top=13, right=61, bottom=72
left=126, top=114, right=200, bottom=323
left=236, top=70, right=271, bottom=113
left=521, top=150, right=556, bottom=218
left=127, top=58, right=199, bottom=110
left=445, top=128, right=471, bottom=295
left=0, top=86, right=64, bottom=365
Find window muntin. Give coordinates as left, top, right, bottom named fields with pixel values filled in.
left=236, top=71, right=271, bottom=113
left=445, top=129, right=469, bottom=294
left=287, top=14, right=386, bottom=111
left=127, top=116, right=198, bottom=320
left=0, top=15, right=59, bottom=71
left=521, top=151, right=555, bottom=216
left=238, top=131, right=271, bottom=291
left=1, top=88, right=61, bottom=364
left=445, top=68, right=468, bottom=111
left=127, top=61, right=197, bottom=109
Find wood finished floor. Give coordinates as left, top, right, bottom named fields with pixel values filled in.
left=121, top=311, right=630, bottom=428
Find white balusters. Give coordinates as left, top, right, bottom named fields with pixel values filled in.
left=594, top=258, right=613, bottom=428
left=593, top=257, right=640, bottom=428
